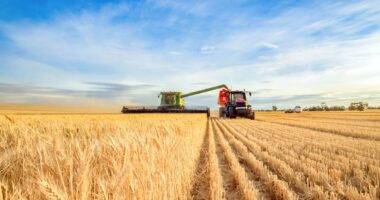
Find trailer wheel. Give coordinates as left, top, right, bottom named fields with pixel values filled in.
left=219, top=107, right=226, bottom=118
left=228, top=107, right=236, bottom=118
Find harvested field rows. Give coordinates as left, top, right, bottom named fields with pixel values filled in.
left=191, top=115, right=380, bottom=200
left=257, top=111, right=380, bottom=140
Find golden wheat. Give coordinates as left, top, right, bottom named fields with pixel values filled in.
left=0, top=114, right=207, bottom=199
left=1, top=110, right=380, bottom=200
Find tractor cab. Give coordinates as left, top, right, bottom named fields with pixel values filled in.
left=229, top=91, right=247, bottom=107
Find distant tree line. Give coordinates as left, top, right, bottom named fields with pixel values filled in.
left=302, top=102, right=345, bottom=111
left=304, top=102, right=370, bottom=111
left=257, top=102, right=377, bottom=112
left=368, top=106, right=380, bottom=109
left=348, top=102, right=368, bottom=111
left=303, top=105, right=345, bottom=111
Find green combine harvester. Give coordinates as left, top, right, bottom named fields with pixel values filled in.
left=121, top=84, right=228, bottom=117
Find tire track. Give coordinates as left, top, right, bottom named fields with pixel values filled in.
left=221, top=119, right=371, bottom=199
left=191, top=121, right=211, bottom=200
left=214, top=118, right=297, bottom=200
left=211, top=118, right=259, bottom=200
left=208, top=120, right=225, bottom=199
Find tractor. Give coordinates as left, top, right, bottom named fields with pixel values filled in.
left=218, top=88, right=255, bottom=119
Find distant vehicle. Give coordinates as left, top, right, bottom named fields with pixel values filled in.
left=293, top=106, right=302, bottom=113
left=285, top=106, right=302, bottom=113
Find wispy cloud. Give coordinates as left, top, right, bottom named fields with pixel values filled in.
left=200, top=45, right=215, bottom=55
left=0, top=82, right=158, bottom=105
left=261, top=43, right=279, bottom=49
left=0, top=1, right=379, bottom=108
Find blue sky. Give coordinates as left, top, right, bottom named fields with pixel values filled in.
left=0, top=0, right=379, bottom=109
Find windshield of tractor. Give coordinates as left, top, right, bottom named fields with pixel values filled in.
left=231, top=93, right=246, bottom=104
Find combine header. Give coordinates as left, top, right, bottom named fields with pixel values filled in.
left=121, top=84, right=229, bottom=117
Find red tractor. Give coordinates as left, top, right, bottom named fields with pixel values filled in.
left=218, top=88, right=255, bottom=119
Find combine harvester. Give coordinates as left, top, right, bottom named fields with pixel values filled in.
left=121, top=84, right=255, bottom=119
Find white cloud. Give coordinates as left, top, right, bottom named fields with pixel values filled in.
left=200, top=45, right=215, bottom=55
left=168, top=51, right=181, bottom=55
left=1, top=1, right=380, bottom=108
left=262, top=43, right=279, bottom=49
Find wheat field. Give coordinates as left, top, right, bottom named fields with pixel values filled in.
left=1, top=111, right=380, bottom=199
